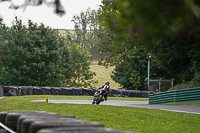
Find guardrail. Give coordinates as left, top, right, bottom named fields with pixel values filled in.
left=2, top=86, right=153, bottom=98
left=149, top=87, right=200, bottom=104
left=0, top=86, right=3, bottom=97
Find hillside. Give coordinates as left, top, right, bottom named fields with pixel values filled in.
left=89, top=62, right=121, bottom=89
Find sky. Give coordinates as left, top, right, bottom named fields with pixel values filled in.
left=0, top=0, right=102, bottom=29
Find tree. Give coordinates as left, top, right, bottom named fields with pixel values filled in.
left=0, top=16, right=8, bottom=85
left=98, top=0, right=200, bottom=86
left=0, top=17, right=69, bottom=86
left=68, top=45, right=96, bottom=88
left=99, top=0, right=200, bottom=46
left=152, top=36, right=200, bottom=83
left=70, top=8, right=108, bottom=60
left=63, top=9, right=99, bottom=88
left=96, top=27, right=149, bottom=90
left=110, top=45, right=149, bottom=90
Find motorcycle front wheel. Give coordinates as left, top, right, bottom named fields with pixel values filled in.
left=96, top=95, right=103, bottom=105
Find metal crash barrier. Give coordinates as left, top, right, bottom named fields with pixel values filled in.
left=3, top=86, right=153, bottom=98
left=149, top=87, right=200, bottom=104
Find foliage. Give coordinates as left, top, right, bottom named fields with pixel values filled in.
left=63, top=9, right=114, bottom=88
left=111, top=45, right=149, bottom=90
left=0, top=16, right=7, bottom=86
left=98, top=0, right=200, bottom=87
left=0, top=16, right=99, bottom=88
left=152, top=36, right=200, bottom=84
left=68, top=8, right=151, bottom=90
left=192, top=72, right=200, bottom=87
left=129, top=70, right=142, bottom=90
left=67, top=45, right=97, bottom=88
left=169, top=72, right=200, bottom=90
left=111, top=62, right=133, bottom=89
left=96, top=9, right=170, bottom=90
left=95, top=25, right=150, bottom=90
left=70, top=8, right=109, bottom=60
left=99, top=0, right=200, bottom=46
left=0, top=17, right=69, bottom=86
left=169, top=82, right=196, bottom=91
left=0, top=16, right=7, bottom=68
left=96, top=27, right=153, bottom=90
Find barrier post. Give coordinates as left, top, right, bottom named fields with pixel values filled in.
left=45, top=96, right=48, bottom=103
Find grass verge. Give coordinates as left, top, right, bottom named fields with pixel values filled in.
left=0, top=95, right=200, bottom=133
left=159, top=101, right=200, bottom=105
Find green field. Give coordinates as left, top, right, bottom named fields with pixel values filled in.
left=89, top=62, right=121, bottom=89
left=0, top=95, right=200, bottom=133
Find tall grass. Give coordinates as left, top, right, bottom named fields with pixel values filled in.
left=0, top=95, right=200, bottom=133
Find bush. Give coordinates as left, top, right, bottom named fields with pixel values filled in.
left=169, top=82, right=195, bottom=91
left=169, top=72, right=200, bottom=91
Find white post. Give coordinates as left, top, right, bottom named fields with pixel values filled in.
left=148, top=58, right=150, bottom=91
left=171, top=78, right=174, bottom=87
left=159, top=79, right=161, bottom=92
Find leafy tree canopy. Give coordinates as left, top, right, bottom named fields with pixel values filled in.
left=98, top=0, right=200, bottom=88
left=0, top=17, right=69, bottom=86
left=99, top=0, right=200, bottom=47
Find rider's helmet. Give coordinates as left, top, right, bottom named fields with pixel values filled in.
left=105, top=81, right=109, bottom=85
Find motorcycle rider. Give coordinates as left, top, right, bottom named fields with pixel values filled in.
left=98, top=81, right=110, bottom=101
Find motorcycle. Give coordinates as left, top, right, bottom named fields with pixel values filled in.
left=92, top=89, right=104, bottom=105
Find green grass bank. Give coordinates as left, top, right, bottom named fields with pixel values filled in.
left=89, top=62, right=121, bottom=89
left=0, top=95, right=200, bottom=133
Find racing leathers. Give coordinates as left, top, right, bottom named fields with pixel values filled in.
left=98, top=84, right=110, bottom=101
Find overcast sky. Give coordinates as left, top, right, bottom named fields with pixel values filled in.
left=0, top=0, right=102, bottom=29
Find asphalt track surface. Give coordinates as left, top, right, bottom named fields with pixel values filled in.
left=32, top=100, right=200, bottom=114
